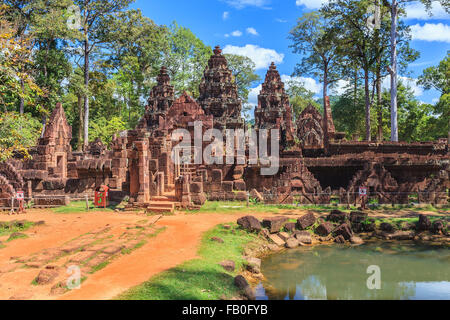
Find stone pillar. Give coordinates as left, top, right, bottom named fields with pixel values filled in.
left=156, top=171, right=164, bottom=196
left=135, top=140, right=150, bottom=204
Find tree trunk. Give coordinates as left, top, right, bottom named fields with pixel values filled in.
left=376, top=60, right=383, bottom=141
left=19, top=78, right=24, bottom=114
left=390, top=0, right=398, bottom=142
left=77, top=94, right=84, bottom=151
left=364, top=68, right=371, bottom=141
left=83, top=35, right=90, bottom=149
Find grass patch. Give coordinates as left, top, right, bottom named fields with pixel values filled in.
left=116, top=223, right=263, bottom=300
left=7, top=232, right=28, bottom=242
left=0, top=220, right=35, bottom=237
left=90, top=260, right=111, bottom=274
left=51, top=201, right=117, bottom=214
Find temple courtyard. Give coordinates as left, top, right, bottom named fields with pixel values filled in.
left=0, top=204, right=448, bottom=300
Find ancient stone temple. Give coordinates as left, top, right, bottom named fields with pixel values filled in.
left=2, top=46, right=449, bottom=211
left=198, top=46, right=244, bottom=131
left=255, top=62, right=295, bottom=150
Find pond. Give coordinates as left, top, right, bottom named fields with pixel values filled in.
left=256, top=242, right=450, bottom=300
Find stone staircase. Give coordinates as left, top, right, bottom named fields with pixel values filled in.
left=146, top=195, right=178, bottom=214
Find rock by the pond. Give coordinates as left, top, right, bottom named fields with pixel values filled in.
left=268, top=234, right=285, bottom=247
left=332, top=223, right=353, bottom=240
left=350, top=236, right=364, bottom=245
left=334, top=235, right=346, bottom=243
left=385, top=231, right=415, bottom=240
left=211, top=237, right=224, bottom=243
left=417, top=214, right=431, bottom=231
left=327, top=210, right=348, bottom=223
left=432, top=220, right=445, bottom=234
left=363, top=220, right=376, bottom=232
left=219, top=260, right=235, bottom=272
left=315, top=222, right=333, bottom=236
left=284, top=222, right=296, bottom=232
left=349, top=211, right=368, bottom=223
left=237, top=216, right=261, bottom=232
left=277, top=232, right=290, bottom=242
left=267, top=243, right=282, bottom=252
left=297, top=212, right=316, bottom=230
left=35, top=266, right=59, bottom=285
left=400, top=221, right=416, bottom=231
left=262, top=216, right=288, bottom=233
left=245, top=257, right=261, bottom=274
left=285, top=237, right=299, bottom=248
left=380, top=222, right=395, bottom=233
left=234, top=275, right=249, bottom=290
left=294, top=231, right=312, bottom=244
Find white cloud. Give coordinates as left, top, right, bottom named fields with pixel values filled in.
left=225, top=30, right=243, bottom=37
left=223, top=44, right=284, bottom=70
left=382, top=77, right=423, bottom=97
left=223, top=11, right=230, bottom=20
left=248, top=84, right=262, bottom=106
left=295, top=0, right=327, bottom=9
left=410, top=23, right=450, bottom=43
left=246, top=27, right=259, bottom=36
left=404, top=3, right=450, bottom=20
left=330, top=80, right=350, bottom=95
left=224, top=0, right=271, bottom=9
left=280, top=75, right=321, bottom=94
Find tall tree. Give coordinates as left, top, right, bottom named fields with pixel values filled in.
left=418, top=52, right=450, bottom=142
left=72, top=0, right=134, bottom=148
left=289, top=12, right=342, bottom=118
left=383, top=0, right=450, bottom=141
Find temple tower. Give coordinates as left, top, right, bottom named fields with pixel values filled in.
left=198, top=46, right=244, bottom=131
left=255, top=62, right=295, bottom=150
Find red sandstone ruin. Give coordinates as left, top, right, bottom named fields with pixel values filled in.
left=1, top=47, right=449, bottom=211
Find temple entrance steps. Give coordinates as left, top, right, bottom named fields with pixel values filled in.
left=146, top=195, right=179, bottom=214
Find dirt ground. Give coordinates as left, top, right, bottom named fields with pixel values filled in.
left=0, top=207, right=444, bottom=300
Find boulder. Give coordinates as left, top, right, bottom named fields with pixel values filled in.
left=234, top=275, right=249, bottom=290
left=334, top=235, right=346, bottom=243
left=332, top=223, right=353, bottom=240
left=315, top=222, right=333, bottom=236
left=268, top=234, right=285, bottom=247
left=363, top=220, right=376, bottom=232
left=284, top=222, right=296, bottom=232
left=294, top=231, right=312, bottom=244
left=277, top=232, right=290, bottom=242
left=219, top=260, right=235, bottom=272
left=350, top=236, right=364, bottom=245
left=385, top=231, right=415, bottom=240
left=245, top=257, right=261, bottom=274
left=262, top=216, right=288, bottom=233
left=380, top=222, right=395, bottom=233
left=296, top=212, right=316, bottom=230
left=237, top=216, right=261, bottom=232
left=349, top=211, right=368, bottom=223
left=285, top=238, right=299, bottom=248
left=327, top=210, right=348, bottom=223
left=431, top=220, right=445, bottom=234
left=417, top=215, right=431, bottom=231
left=211, top=237, right=224, bottom=243
left=35, top=266, right=59, bottom=285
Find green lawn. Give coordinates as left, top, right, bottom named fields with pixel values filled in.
left=51, top=201, right=117, bottom=214
left=0, top=220, right=35, bottom=237
left=116, top=223, right=263, bottom=300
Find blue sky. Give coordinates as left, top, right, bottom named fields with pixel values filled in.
left=132, top=0, right=449, bottom=107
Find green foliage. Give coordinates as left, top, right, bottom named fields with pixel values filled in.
left=89, top=116, right=127, bottom=146
left=285, top=78, right=322, bottom=119
left=0, top=112, right=42, bottom=160
left=224, top=53, right=260, bottom=103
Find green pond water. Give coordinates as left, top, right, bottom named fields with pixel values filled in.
left=256, top=242, right=450, bottom=300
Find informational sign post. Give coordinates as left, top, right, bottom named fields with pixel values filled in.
left=15, top=190, right=25, bottom=214
left=359, top=187, right=367, bottom=210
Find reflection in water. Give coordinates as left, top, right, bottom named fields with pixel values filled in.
left=257, top=242, right=450, bottom=300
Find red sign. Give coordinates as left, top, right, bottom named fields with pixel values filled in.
left=359, top=187, right=367, bottom=196
left=16, top=191, right=24, bottom=200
